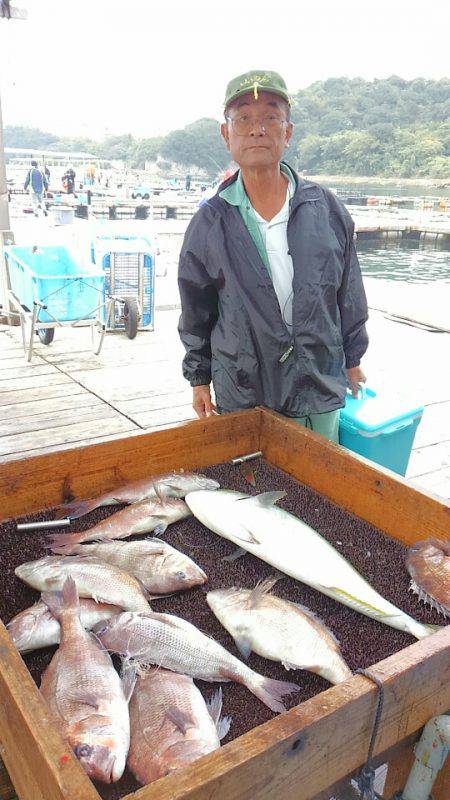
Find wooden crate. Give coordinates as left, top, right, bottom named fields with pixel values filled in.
left=0, top=408, right=448, bottom=800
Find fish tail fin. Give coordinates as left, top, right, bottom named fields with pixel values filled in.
left=414, top=622, right=443, bottom=639
left=53, top=498, right=98, bottom=520
left=42, top=576, right=79, bottom=619
left=47, top=530, right=87, bottom=552
left=246, top=673, right=299, bottom=713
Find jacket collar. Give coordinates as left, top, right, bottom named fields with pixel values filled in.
left=214, top=162, right=322, bottom=213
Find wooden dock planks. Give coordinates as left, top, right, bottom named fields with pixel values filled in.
left=0, top=331, right=143, bottom=460
left=1, top=300, right=449, bottom=499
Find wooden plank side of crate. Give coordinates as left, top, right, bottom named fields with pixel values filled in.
left=0, top=624, right=100, bottom=800
left=259, top=409, right=450, bottom=543
left=0, top=410, right=261, bottom=521
left=123, top=627, right=450, bottom=800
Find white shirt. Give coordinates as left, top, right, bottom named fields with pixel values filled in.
left=252, top=183, right=294, bottom=329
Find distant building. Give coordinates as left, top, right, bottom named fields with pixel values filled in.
left=4, top=147, right=103, bottom=168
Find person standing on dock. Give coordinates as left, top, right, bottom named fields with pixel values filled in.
left=23, top=160, right=48, bottom=217
left=178, top=70, right=368, bottom=442
left=62, top=166, right=76, bottom=195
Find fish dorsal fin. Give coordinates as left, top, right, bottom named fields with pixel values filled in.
left=165, top=706, right=195, bottom=734
left=236, top=491, right=286, bottom=508
left=247, top=576, right=279, bottom=607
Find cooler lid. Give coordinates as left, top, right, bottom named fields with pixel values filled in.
left=340, top=388, right=424, bottom=434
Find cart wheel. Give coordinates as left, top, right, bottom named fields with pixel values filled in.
left=124, top=299, right=139, bottom=339
left=37, top=328, right=55, bottom=345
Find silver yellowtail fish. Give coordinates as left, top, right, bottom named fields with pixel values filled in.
left=127, top=669, right=230, bottom=785
left=51, top=539, right=207, bottom=594
left=54, top=472, right=220, bottom=520
left=15, top=555, right=152, bottom=612
left=49, top=497, right=190, bottom=552
left=207, top=578, right=352, bottom=685
left=40, top=578, right=132, bottom=783
left=94, top=611, right=299, bottom=713
left=185, top=490, right=438, bottom=640
left=7, top=596, right=121, bottom=653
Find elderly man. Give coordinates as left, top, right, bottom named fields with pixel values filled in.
left=178, top=70, right=368, bottom=442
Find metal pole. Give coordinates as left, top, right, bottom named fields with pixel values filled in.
left=0, top=91, right=14, bottom=321
left=0, top=5, right=27, bottom=321
left=0, top=92, right=10, bottom=232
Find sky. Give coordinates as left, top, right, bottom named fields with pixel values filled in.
left=0, top=0, right=449, bottom=140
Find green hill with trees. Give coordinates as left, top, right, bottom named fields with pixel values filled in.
left=5, top=76, right=450, bottom=178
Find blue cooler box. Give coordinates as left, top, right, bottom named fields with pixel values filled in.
left=339, top=388, right=423, bottom=476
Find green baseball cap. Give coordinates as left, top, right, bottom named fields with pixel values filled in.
left=224, top=70, right=290, bottom=109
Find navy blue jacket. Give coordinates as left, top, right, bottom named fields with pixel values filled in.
left=178, top=168, right=368, bottom=416
left=24, top=168, right=48, bottom=194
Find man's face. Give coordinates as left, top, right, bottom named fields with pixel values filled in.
left=221, top=91, right=293, bottom=169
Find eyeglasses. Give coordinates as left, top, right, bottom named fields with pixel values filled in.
left=226, top=113, right=288, bottom=136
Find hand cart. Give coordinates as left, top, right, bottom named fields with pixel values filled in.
left=4, top=245, right=117, bottom=362
left=91, top=236, right=155, bottom=338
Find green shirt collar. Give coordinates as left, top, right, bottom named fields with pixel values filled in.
left=219, top=162, right=296, bottom=206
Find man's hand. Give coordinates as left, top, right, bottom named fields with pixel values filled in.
left=347, top=366, right=366, bottom=398
left=193, top=384, right=217, bottom=418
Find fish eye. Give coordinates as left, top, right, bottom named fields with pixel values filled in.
left=175, top=571, right=186, bottom=580
left=74, top=744, right=93, bottom=758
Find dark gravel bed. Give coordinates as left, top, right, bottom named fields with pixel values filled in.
left=0, top=458, right=441, bottom=800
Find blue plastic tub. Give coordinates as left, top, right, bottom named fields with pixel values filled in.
left=5, top=246, right=104, bottom=323
left=339, top=388, right=423, bottom=476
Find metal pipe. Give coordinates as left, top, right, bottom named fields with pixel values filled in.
left=400, top=714, right=450, bottom=800
left=231, top=451, right=262, bottom=464
left=0, top=92, right=10, bottom=232
left=17, top=518, right=71, bottom=532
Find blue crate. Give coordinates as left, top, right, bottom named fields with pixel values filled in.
left=91, top=237, right=155, bottom=330
left=90, top=232, right=154, bottom=264
left=339, top=387, right=423, bottom=476
left=5, top=246, right=104, bottom=323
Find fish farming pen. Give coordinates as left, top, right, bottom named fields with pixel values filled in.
left=0, top=408, right=448, bottom=800
left=355, top=224, right=450, bottom=248
left=74, top=199, right=198, bottom=222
